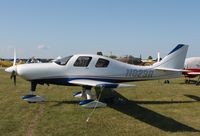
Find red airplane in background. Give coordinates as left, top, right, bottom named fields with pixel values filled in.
left=183, top=57, right=200, bottom=85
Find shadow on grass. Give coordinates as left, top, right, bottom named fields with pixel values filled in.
left=97, top=90, right=199, bottom=132
left=132, top=100, right=196, bottom=105
left=179, top=80, right=200, bottom=85
left=184, top=94, right=200, bottom=101
left=47, top=91, right=200, bottom=132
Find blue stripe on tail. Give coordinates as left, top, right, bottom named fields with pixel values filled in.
left=168, top=44, right=185, bottom=55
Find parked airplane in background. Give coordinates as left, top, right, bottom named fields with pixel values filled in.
left=5, top=44, right=188, bottom=108
left=183, top=57, right=200, bottom=85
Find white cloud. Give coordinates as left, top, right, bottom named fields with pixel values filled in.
left=37, top=44, right=49, bottom=50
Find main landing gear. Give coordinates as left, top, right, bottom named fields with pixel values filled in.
left=196, top=76, right=200, bottom=86
left=73, top=86, right=107, bottom=108
left=21, top=82, right=45, bottom=103
left=185, top=76, right=200, bottom=86
left=164, top=80, right=170, bottom=84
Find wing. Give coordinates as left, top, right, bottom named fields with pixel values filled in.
left=187, top=72, right=200, bottom=75
left=69, top=79, right=135, bottom=88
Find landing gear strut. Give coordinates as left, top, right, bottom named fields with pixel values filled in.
left=73, top=86, right=92, bottom=99
left=31, top=81, right=37, bottom=94
left=73, top=86, right=107, bottom=108
left=185, top=76, right=200, bottom=85
left=164, top=80, right=170, bottom=84
left=196, top=76, right=200, bottom=86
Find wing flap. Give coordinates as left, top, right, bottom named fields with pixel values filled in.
left=69, top=79, right=135, bottom=88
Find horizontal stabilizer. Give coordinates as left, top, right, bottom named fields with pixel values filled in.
left=155, top=67, right=189, bottom=72
left=69, top=79, right=135, bottom=88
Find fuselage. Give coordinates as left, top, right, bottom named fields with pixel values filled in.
left=6, top=54, right=180, bottom=86
left=4, top=44, right=189, bottom=107
left=183, top=57, right=200, bottom=78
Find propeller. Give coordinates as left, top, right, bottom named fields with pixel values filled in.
left=157, top=51, right=160, bottom=62
left=10, top=70, right=16, bottom=85
left=10, top=49, right=17, bottom=86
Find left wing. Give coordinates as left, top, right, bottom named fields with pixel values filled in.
left=69, top=79, right=135, bottom=88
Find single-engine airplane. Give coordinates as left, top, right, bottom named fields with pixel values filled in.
left=5, top=44, right=188, bottom=108
left=183, top=57, right=200, bottom=85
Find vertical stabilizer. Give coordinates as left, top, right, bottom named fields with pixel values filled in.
left=154, top=44, right=188, bottom=70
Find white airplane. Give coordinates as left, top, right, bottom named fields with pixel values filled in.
left=5, top=44, right=188, bottom=108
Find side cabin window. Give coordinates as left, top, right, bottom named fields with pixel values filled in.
left=74, top=56, right=92, bottom=67
left=95, top=58, right=110, bottom=68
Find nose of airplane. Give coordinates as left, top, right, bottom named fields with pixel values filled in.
left=5, top=66, right=17, bottom=73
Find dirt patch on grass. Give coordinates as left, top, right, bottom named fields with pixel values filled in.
left=25, top=105, right=44, bottom=136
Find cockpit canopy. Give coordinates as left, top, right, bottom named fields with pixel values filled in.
left=54, top=55, right=73, bottom=65
left=54, top=55, right=110, bottom=68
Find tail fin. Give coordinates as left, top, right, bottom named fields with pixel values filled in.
left=154, top=44, right=188, bottom=70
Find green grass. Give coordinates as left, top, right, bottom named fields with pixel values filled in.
left=0, top=69, right=200, bottom=136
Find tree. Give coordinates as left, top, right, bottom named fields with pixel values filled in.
left=109, top=55, right=117, bottom=59
left=97, top=52, right=103, bottom=56
left=148, top=56, right=153, bottom=60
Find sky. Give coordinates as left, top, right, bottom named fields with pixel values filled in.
left=0, top=0, right=200, bottom=59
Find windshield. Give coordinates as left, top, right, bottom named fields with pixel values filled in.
left=54, top=55, right=73, bottom=65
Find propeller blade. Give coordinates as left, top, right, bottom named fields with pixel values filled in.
left=10, top=70, right=17, bottom=86
left=157, top=51, right=160, bottom=62
left=8, top=49, right=17, bottom=86
left=10, top=71, right=15, bottom=79
left=13, top=49, right=16, bottom=66
left=13, top=49, right=17, bottom=85
left=13, top=75, right=16, bottom=86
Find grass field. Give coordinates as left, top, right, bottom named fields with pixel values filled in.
left=0, top=69, right=200, bottom=136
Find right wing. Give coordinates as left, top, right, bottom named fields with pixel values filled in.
left=69, top=79, right=135, bottom=88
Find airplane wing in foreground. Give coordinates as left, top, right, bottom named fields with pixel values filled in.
left=69, top=79, right=135, bottom=88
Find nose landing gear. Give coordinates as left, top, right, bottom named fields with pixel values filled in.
left=21, top=82, right=45, bottom=103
